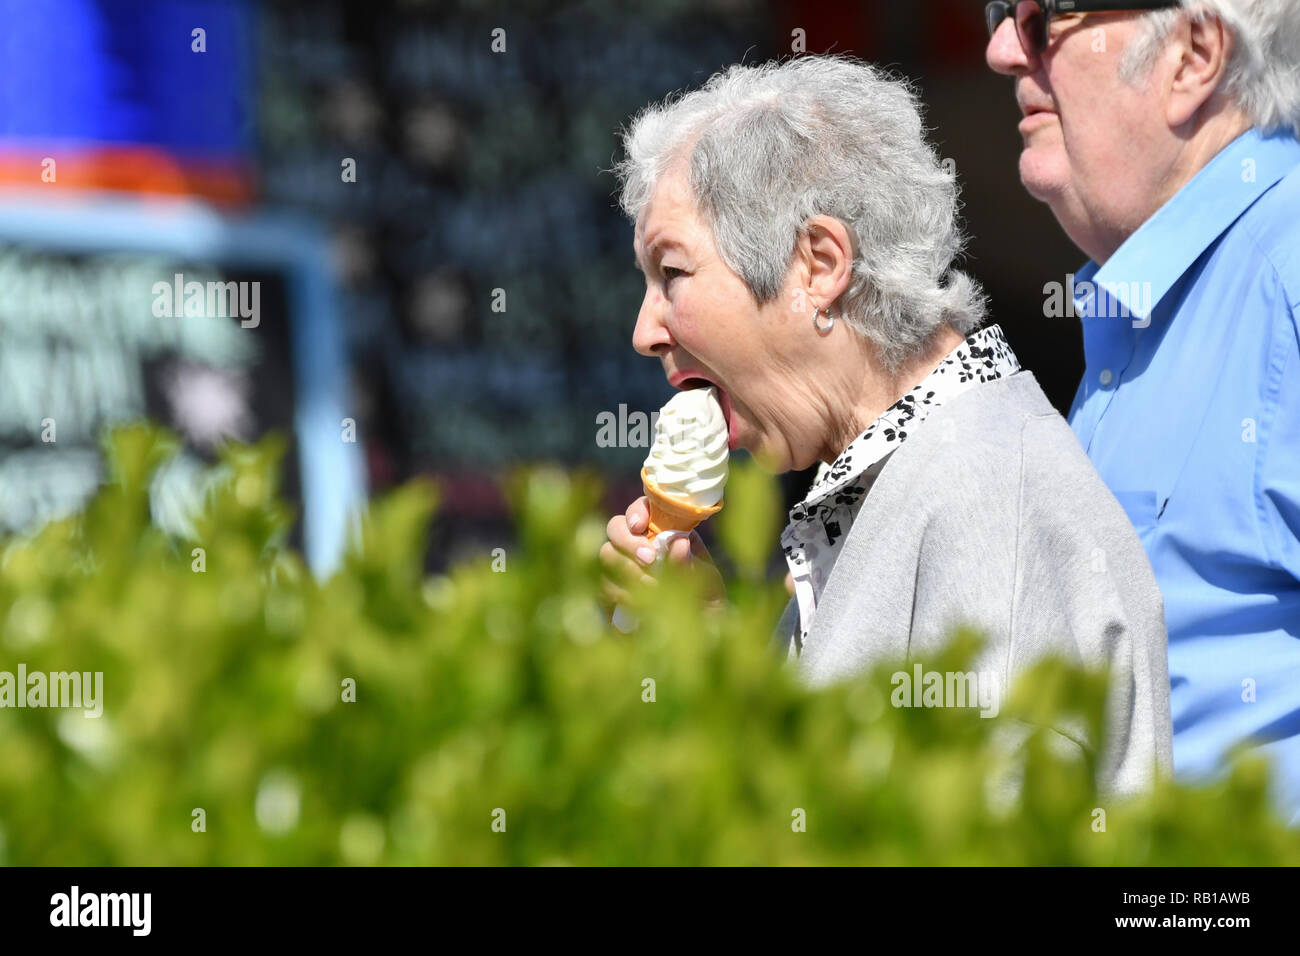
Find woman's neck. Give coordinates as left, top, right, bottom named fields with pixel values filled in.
left=821, top=324, right=966, bottom=465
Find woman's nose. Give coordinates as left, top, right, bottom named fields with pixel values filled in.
left=632, top=288, right=672, bottom=357
left=986, top=17, right=1031, bottom=76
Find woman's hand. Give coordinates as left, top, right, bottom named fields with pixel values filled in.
left=600, top=496, right=726, bottom=618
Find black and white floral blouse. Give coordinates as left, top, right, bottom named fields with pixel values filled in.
left=780, top=324, right=1021, bottom=657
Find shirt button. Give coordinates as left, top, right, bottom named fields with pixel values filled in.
left=1099, top=368, right=1114, bottom=386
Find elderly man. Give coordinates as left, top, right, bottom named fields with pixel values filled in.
left=986, top=1, right=1300, bottom=821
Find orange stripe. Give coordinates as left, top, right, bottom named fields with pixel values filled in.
left=0, top=147, right=255, bottom=204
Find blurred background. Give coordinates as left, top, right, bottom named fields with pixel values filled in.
left=0, top=0, right=1086, bottom=576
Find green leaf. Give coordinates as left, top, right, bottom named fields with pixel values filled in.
left=715, top=457, right=782, bottom=581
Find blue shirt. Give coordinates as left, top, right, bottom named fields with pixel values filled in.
left=1067, top=127, right=1300, bottom=824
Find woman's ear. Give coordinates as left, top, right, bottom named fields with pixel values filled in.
left=803, top=215, right=855, bottom=310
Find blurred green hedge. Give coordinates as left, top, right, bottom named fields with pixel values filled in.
left=0, top=424, right=1296, bottom=865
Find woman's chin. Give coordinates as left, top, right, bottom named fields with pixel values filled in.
left=744, top=442, right=789, bottom=475
left=729, top=422, right=789, bottom=473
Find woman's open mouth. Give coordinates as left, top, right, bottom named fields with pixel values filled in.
left=677, top=375, right=738, bottom=450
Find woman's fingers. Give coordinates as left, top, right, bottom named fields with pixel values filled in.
left=665, top=531, right=725, bottom=604
left=625, top=496, right=650, bottom=537
left=604, top=513, right=655, bottom=567
left=665, top=530, right=713, bottom=564
left=602, top=505, right=726, bottom=616
left=599, top=536, right=656, bottom=589
left=598, top=536, right=657, bottom=620
left=600, top=576, right=631, bottom=610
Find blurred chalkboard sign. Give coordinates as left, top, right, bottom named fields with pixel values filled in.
left=0, top=194, right=363, bottom=574
left=257, top=0, right=774, bottom=487
left=0, top=246, right=296, bottom=539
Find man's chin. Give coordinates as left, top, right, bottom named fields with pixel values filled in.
left=1018, top=147, right=1070, bottom=205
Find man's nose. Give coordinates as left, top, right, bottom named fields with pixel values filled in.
left=986, top=17, right=1031, bottom=76
left=632, top=287, right=672, bottom=358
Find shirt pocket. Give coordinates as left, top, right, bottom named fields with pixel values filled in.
left=1110, top=489, right=1160, bottom=543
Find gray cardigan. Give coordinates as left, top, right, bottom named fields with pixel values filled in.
left=773, top=371, right=1174, bottom=796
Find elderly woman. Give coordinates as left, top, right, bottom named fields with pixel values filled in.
left=600, top=56, right=1172, bottom=795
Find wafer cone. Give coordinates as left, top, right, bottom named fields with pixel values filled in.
left=640, top=466, right=723, bottom=537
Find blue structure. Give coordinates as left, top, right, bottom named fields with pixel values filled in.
left=0, top=193, right=366, bottom=575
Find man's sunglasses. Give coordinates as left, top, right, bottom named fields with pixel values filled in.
left=985, top=0, right=1181, bottom=56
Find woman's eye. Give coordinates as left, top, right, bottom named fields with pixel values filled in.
left=661, top=266, right=684, bottom=282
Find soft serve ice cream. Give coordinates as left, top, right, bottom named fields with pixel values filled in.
left=643, top=385, right=729, bottom=509
left=612, top=386, right=730, bottom=633
left=639, top=382, right=733, bottom=541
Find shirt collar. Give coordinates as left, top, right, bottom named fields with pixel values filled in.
left=791, top=324, right=1020, bottom=516
left=1075, top=127, right=1300, bottom=322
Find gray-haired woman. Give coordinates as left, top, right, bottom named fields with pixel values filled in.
left=600, top=55, right=1172, bottom=795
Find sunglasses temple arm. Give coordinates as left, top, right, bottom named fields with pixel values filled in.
left=1063, top=0, right=1182, bottom=11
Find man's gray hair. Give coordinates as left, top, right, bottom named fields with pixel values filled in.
left=613, top=55, right=986, bottom=372
left=1121, top=0, right=1300, bottom=138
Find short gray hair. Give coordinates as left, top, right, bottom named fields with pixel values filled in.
left=613, top=55, right=986, bottom=372
left=1120, top=0, right=1300, bottom=138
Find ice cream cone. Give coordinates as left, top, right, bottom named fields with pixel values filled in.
left=640, top=466, right=723, bottom=537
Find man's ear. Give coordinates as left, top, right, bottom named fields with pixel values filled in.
left=801, top=215, right=855, bottom=312
left=1166, top=13, right=1233, bottom=129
